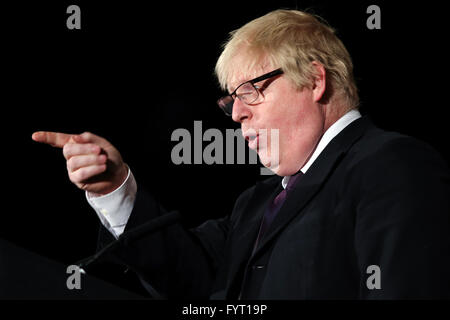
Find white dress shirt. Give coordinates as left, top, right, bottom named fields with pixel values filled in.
left=87, top=109, right=362, bottom=238
left=86, top=167, right=137, bottom=238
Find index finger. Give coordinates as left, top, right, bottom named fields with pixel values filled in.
left=32, top=131, right=74, bottom=148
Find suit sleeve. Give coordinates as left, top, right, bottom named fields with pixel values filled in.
left=95, top=182, right=257, bottom=299
left=96, top=186, right=230, bottom=299
left=353, top=137, right=450, bottom=299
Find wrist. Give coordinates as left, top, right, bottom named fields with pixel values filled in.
left=89, top=163, right=130, bottom=197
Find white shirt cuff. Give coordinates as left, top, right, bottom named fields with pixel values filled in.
left=85, top=166, right=137, bottom=238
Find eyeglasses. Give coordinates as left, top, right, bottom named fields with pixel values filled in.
left=217, top=68, right=283, bottom=116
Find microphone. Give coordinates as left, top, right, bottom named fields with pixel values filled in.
left=77, top=211, right=181, bottom=273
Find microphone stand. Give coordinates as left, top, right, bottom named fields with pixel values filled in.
left=74, top=211, right=181, bottom=299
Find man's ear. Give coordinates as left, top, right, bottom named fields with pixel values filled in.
left=311, top=61, right=326, bottom=102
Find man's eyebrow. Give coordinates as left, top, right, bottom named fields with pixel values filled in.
left=228, top=77, right=251, bottom=93
left=227, top=84, right=237, bottom=94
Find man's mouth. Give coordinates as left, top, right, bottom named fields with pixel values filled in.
left=245, top=133, right=259, bottom=150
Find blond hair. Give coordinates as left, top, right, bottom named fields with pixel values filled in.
left=215, top=9, right=359, bottom=109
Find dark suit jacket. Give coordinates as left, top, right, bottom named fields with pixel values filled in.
left=98, top=116, right=450, bottom=299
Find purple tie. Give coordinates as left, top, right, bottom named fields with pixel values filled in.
left=254, top=171, right=303, bottom=249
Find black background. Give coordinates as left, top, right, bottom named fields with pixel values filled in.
left=2, top=0, right=449, bottom=296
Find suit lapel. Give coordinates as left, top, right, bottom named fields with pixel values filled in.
left=225, top=176, right=281, bottom=297
left=251, top=116, right=372, bottom=259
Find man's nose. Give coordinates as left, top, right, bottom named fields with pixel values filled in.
left=231, top=98, right=252, bottom=123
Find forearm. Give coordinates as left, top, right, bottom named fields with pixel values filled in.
left=100, top=187, right=217, bottom=299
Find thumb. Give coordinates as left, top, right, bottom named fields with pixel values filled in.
left=73, top=132, right=108, bottom=146
left=71, top=134, right=86, bottom=143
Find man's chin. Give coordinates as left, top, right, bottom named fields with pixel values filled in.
left=260, top=157, right=303, bottom=177
left=260, top=159, right=281, bottom=176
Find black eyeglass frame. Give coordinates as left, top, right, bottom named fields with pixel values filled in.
left=217, top=68, right=284, bottom=116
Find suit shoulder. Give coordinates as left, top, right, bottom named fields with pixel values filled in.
left=348, top=125, right=448, bottom=172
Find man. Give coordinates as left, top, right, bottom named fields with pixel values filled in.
left=32, top=9, right=450, bottom=299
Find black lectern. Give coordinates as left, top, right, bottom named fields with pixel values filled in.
left=0, top=238, right=143, bottom=299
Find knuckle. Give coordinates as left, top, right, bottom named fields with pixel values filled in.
left=71, top=167, right=87, bottom=182
left=82, top=131, right=93, bottom=140
left=63, top=144, right=72, bottom=158
left=74, top=172, right=84, bottom=182
left=68, top=171, right=78, bottom=183
left=68, top=157, right=80, bottom=171
left=66, top=158, right=73, bottom=172
left=87, top=143, right=97, bottom=150
left=78, top=168, right=88, bottom=181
